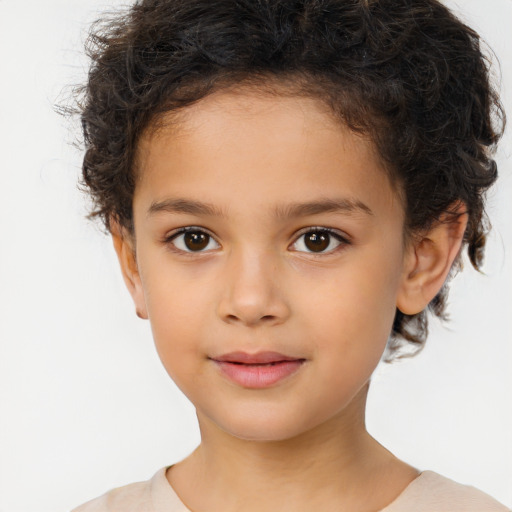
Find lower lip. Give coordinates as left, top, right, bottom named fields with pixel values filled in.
left=213, top=360, right=305, bottom=388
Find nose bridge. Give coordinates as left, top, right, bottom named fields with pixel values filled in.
left=218, top=243, right=288, bottom=326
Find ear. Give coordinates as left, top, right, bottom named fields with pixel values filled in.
left=110, top=219, right=148, bottom=320
left=396, top=202, right=468, bottom=315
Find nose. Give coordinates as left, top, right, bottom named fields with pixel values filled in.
left=216, top=248, right=290, bottom=327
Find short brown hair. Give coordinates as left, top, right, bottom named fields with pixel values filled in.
left=73, top=0, right=505, bottom=359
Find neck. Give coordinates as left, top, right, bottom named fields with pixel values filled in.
left=168, top=384, right=419, bottom=512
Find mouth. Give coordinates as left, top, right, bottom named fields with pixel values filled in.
left=210, top=351, right=306, bottom=388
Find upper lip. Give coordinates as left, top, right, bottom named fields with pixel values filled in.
left=211, top=351, right=304, bottom=364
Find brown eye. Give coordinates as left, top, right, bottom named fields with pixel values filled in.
left=291, top=228, right=348, bottom=254
left=304, top=231, right=330, bottom=252
left=184, top=231, right=209, bottom=251
left=168, top=229, right=220, bottom=253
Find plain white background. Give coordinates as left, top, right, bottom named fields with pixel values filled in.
left=0, top=1, right=510, bottom=511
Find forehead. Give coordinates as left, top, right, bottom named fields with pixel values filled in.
left=134, top=90, right=403, bottom=224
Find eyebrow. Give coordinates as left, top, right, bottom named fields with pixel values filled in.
left=274, top=197, right=373, bottom=219
left=148, top=198, right=227, bottom=217
left=147, top=197, right=373, bottom=219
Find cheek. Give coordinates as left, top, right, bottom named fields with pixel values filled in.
left=300, top=285, right=392, bottom=408
left=139, top=260, right=213, bottom=380
left=302, top=248, right=403, bottom=367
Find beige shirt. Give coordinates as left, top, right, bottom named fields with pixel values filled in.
left=72, top=467, right=510, bottom=512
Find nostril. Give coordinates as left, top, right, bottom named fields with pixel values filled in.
left=222, top=312, right=280, bottom=327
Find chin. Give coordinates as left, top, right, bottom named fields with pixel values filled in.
left=223, top=423, right=306, bottom=443
left=210, top=407, right=323, bottom=443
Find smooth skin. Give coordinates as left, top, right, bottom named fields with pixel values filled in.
left=112, top=88, right=467, bottom=512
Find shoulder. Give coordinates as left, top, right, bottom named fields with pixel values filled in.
left=71, top=467, right=175, bottom=512
left=71, top=479, right=152, bottom=512
left=385, top=471, right=510, bottom=512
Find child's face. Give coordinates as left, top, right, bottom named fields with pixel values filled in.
left=125, top=90, right=409, bottom=441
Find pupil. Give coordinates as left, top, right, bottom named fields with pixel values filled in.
left=305, top=231, right=329, bottom=252
left=184, top=232, right=209, bottom=251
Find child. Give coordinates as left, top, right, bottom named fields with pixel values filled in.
left=72, top=0, right=509, bottom=510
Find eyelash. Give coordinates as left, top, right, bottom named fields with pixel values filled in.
left=163, top=226, right=351, bottom=256
left=164, top=227, right=220, bottom=255
left=292, top=227, right=351, bottom=255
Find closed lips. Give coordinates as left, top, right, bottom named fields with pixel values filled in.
left=211, top=352, right=306, bottom=388
left=211, top=351, right=305, bottom=364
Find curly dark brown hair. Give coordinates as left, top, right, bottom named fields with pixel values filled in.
left=75, top=0, right=505, bottom=360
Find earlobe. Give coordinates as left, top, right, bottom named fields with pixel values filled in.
left=110, top=220, right=149, bottom=320
left=396, top=203, right=468, bottom=315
